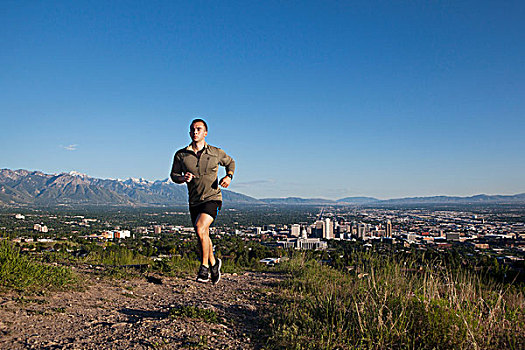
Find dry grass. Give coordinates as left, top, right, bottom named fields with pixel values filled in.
left=267, top=253, right=524, bottom=349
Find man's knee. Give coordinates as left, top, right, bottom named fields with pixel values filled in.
left=195, top=224, right=209, bottom=238
left=194, top=213, right=213, bottom=238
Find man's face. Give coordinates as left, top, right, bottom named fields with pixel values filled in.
left=190, top=121, right=207, bottom=142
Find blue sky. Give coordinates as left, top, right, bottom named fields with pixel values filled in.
left=1, top=1, right=524, bottom=199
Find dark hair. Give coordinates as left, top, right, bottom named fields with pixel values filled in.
left=191, top=118, right=208, bottom=131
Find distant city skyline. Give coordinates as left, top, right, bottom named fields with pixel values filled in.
left=1, top=1, right=524, bottom=199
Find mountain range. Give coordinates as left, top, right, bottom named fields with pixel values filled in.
left=0, top=169, right=259, bottom=207
left=0, top=169, right=524, bottom=207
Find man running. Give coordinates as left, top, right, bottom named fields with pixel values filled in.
left=170, top=119, right=235, bottom=284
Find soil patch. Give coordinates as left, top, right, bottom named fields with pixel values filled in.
left=0, top=270, right=283, bottom=349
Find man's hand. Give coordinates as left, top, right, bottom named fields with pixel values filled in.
left=181, top=172, right=195, bottom=183
left=219, top=176, right=231, bottom=188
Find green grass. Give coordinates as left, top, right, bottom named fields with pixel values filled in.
left=154, top=255, right=200, bottom=276
left=154, top=254, right=271, bottom=276
left=0, top=239, right=78, bottom=293
left=220, top=257, right=247, bottom=274
left=169, top=305, right=218, bottom=323
left=83, top=244, right=151, bottom=266
left=266, top=253, right=525, bottom=350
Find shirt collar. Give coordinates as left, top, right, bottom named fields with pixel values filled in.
left=186, top=142, right=208, bottom=153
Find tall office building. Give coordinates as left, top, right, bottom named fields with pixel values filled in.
left=315, top=220, right=324, bottom=238
left=291, top=224, right=301, bottom=237
left=351, top=221, right=357, bottom=235
left=386, top=220, right=392, bottom=238
left=324, top=218, right=333, bottom=239
left=358, top=223, right=366, bottom=239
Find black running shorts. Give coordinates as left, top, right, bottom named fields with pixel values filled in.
left=189, top=200, right=222, bottom=226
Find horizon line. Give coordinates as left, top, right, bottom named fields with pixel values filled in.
left=2, top=167, right=524, bottom=202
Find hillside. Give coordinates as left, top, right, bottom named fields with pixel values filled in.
left=0, top=268, right=280, bottom=349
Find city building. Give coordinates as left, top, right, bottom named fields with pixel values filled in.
left=277, top=237, right=328, bottom=250
left=301, top=227, right=308, bottom=239
left=114, top=230, right=131, bottom=239
left=446, top=232, right=460, bottom=241
left=291, top=224, right=301, bottom=237
left=358, top=223, right=367, bottom=239
left=314, top=220, right=324, bottom=237
left=324, top=218, right=333, bottom=239
left=33, top=224, right=48, bottom=233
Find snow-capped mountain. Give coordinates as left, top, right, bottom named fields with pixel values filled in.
left=0, top=169, right=260, bottom=207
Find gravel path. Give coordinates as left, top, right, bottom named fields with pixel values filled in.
left=0, top=271, right=283, bottom=349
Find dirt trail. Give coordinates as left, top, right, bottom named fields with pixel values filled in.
left=0, top=271, right=283, bottom=349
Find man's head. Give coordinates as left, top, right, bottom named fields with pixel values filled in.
left=190, top=119, right=208, bottom=143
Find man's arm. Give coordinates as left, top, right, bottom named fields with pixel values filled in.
left=218, top=149, right=235, bottom=188
left=171, top=152, right=195, bottom=184
left=170, top=153, right=184, bottom=183
left=218, top=149, right=235, bottom=176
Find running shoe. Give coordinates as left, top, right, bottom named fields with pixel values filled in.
left=210, top=258, right=222, bottom=285
left=196, top=264, right=210, bottom=283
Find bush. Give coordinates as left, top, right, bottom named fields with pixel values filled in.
left=0, top=239, right=77, bottom=293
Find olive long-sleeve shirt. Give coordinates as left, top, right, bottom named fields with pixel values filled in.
left=170, top=143, right=235, bottom=207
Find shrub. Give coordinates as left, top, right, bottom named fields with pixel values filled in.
left=0, top=239, right=77, bottom=293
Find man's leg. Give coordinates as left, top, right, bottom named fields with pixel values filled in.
left=194, top=213, right=216, bottom=267
left=207, top=236, right=216, bottom=267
